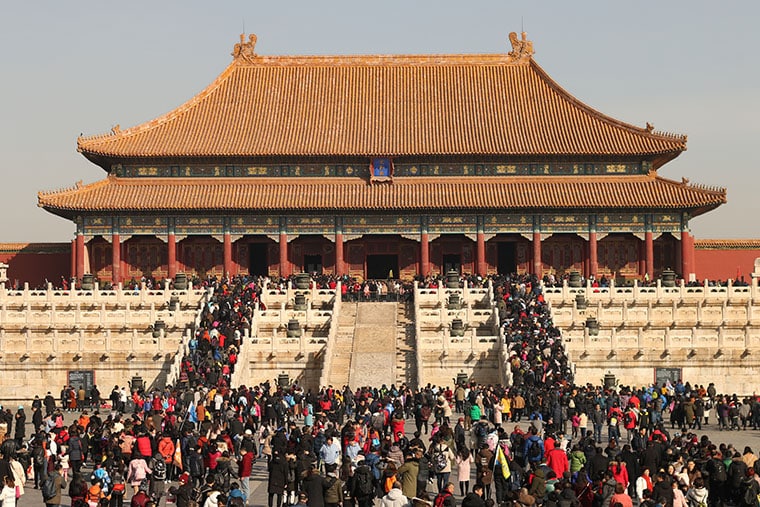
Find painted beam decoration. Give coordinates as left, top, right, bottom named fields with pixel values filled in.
left=75, top=212, right=688, bottom=238
left=114, top=161, right=650, bottom=179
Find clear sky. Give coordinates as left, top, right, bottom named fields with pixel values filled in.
left=1, top=1, right=758, bottom=242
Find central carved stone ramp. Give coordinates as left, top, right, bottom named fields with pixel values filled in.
left=324, top=302, right=358, bottom=388
left=349, top=303, right=397, bottom=388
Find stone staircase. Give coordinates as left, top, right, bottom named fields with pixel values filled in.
left=348, top=303, right=397, bottom=388
left=323, top=302, right=358, bottom=388
left=395, top=301, right=417, bottom=388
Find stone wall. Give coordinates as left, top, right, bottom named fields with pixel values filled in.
left=235, top=282, right=340, bottom=390
left=414, top=282, right=503, bottom=387
left=0, top=284, right=206, bottom=403
left=544, top=279, right=760, bottom=395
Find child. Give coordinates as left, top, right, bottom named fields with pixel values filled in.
left=60, top=445, right=71, bottom=482
left=0, top=475, right=16, bottom=507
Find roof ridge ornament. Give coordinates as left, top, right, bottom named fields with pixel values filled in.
left=508, top=31, right=534, bottom=62
left=232, top=33, right=258, bottom=63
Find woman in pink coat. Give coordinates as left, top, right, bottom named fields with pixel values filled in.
left=126, top=456, right=152, bottom=494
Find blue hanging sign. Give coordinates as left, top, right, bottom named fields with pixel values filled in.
left=370, top=157, right=393, bottom=183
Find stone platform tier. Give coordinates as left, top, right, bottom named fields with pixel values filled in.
left=236, top=283, right=340, bottom=390
left=544, top=278, right=760, bottom=394
left=414, top=281, right=503, bottom=388
left=0, top=283, right=208, bottom=403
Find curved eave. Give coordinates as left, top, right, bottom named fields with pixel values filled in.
left=38, top=175, right=726, bottom=221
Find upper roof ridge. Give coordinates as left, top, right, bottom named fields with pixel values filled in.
left=229, top=31, right=535, bottom=67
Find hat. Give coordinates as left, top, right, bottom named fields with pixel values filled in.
left=245, top=429, right=253, bottom=435
left=179, top=472, right=190, bottom=484
left=17, top=406, right=23, bottom=410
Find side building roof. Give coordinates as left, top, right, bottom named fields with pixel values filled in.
left=76, top=33, right=687, bottom=166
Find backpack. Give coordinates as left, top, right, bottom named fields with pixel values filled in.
left=475, top=423, right=488, bottom=442
left=512, top=434, right=526, bottom=457
left=623, top=411, right=633, bottom=426
left=434, top=491, right=452, bottom=507
left=528, top=439, right=542, bottom=460
left=711, top=459, right=727, bottom=483
left=433, top=447, right=449, bottom=473
left=152, top=460, right=167, bottom=481
left=42, top=475, right=57, bottom=500
left=354, top=467, right=374, bottom=497
left=33, top=446, right=46, bottom=466
left=87, top=484, right=102, bottom=503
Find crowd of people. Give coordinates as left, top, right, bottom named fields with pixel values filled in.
left=1, top=273, right=760, bottom=507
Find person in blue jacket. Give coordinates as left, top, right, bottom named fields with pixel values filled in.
left=523, top=426, right=544, bottom=466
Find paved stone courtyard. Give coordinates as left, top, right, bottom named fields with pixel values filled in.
left=13, top=410, right=760, bottom=506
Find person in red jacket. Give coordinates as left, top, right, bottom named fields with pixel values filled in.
left=237, top=447, right=255, bottom=503
left=390, top=412, right=405, bottom=442
left=545, top=438, right=569, bottom=479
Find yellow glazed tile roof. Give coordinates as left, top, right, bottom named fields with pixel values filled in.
left=39, top=174, right=725, bottom=215
left=77, top=35, right=687, bottom=160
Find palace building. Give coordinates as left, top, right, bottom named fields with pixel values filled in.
left=38, top=33, right=726, bottom=283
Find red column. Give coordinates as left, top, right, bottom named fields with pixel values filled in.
left=279, top=232, right=290, bottom=277
left=476, top=231, right=486, bottom=276
left=645, top=231, right=654, bottom=279
left=111, top=233, right=121, bottom=284
left=532, top=232, right=542, bottom=277
left=588, top=232, right=598, bottom=278
left=223, top=232, right=232, bottom=277
left=75, top=233, right=85, bottom=281
left=681, top=230, right=694, bottom=280
left=70, top=239, right=76, bottom=281
left=335, top=232, right=344, bottom=275
left=168, top=233, right=177, bottom=279
left=420, top=233, right=430, bottom=276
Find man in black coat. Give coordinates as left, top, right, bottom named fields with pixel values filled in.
left=267, top=451, right=289, bottom=507
left=462, top=484, right=487, bottom=507
left=587, top=447, right=609, bottom=482
left=13, top=406, right=26, bottom=443
left=301, top=466, right=327, bottom=507
left=44, top=392, right=56, bottom=416
left=652, top=472, right=674, bottom=507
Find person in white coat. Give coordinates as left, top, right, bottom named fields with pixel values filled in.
left=381, top=482, right=410, bottom=507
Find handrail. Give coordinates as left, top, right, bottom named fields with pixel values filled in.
left=541, top=278, right=758, bottom=305
left=0, top=282, right=206, bottom=306
left=413, top=281, right=425, bottom=388
left=230, top=300, right=259, bottom=389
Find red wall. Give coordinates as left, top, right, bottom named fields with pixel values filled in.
left=695, top=247, right=760, bottom=281
left=0, top=243, right=71, bottom=288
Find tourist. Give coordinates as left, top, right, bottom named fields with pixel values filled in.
left=171, top=472, right=191, bottom=507
left=0, top=475, right=16, bottom=507
left=456, top=447, right=473, bottom=496
left=43, top=462, right=64, bottom=506
left=430, top=434, right=456, bottom=493
left=462, top=483, right=487, bottom=507
left=433, top=482, right=456, bottom=507
left=126, top=453, right=152, bottom=495
left=381, top=481, right=409, bottom=507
